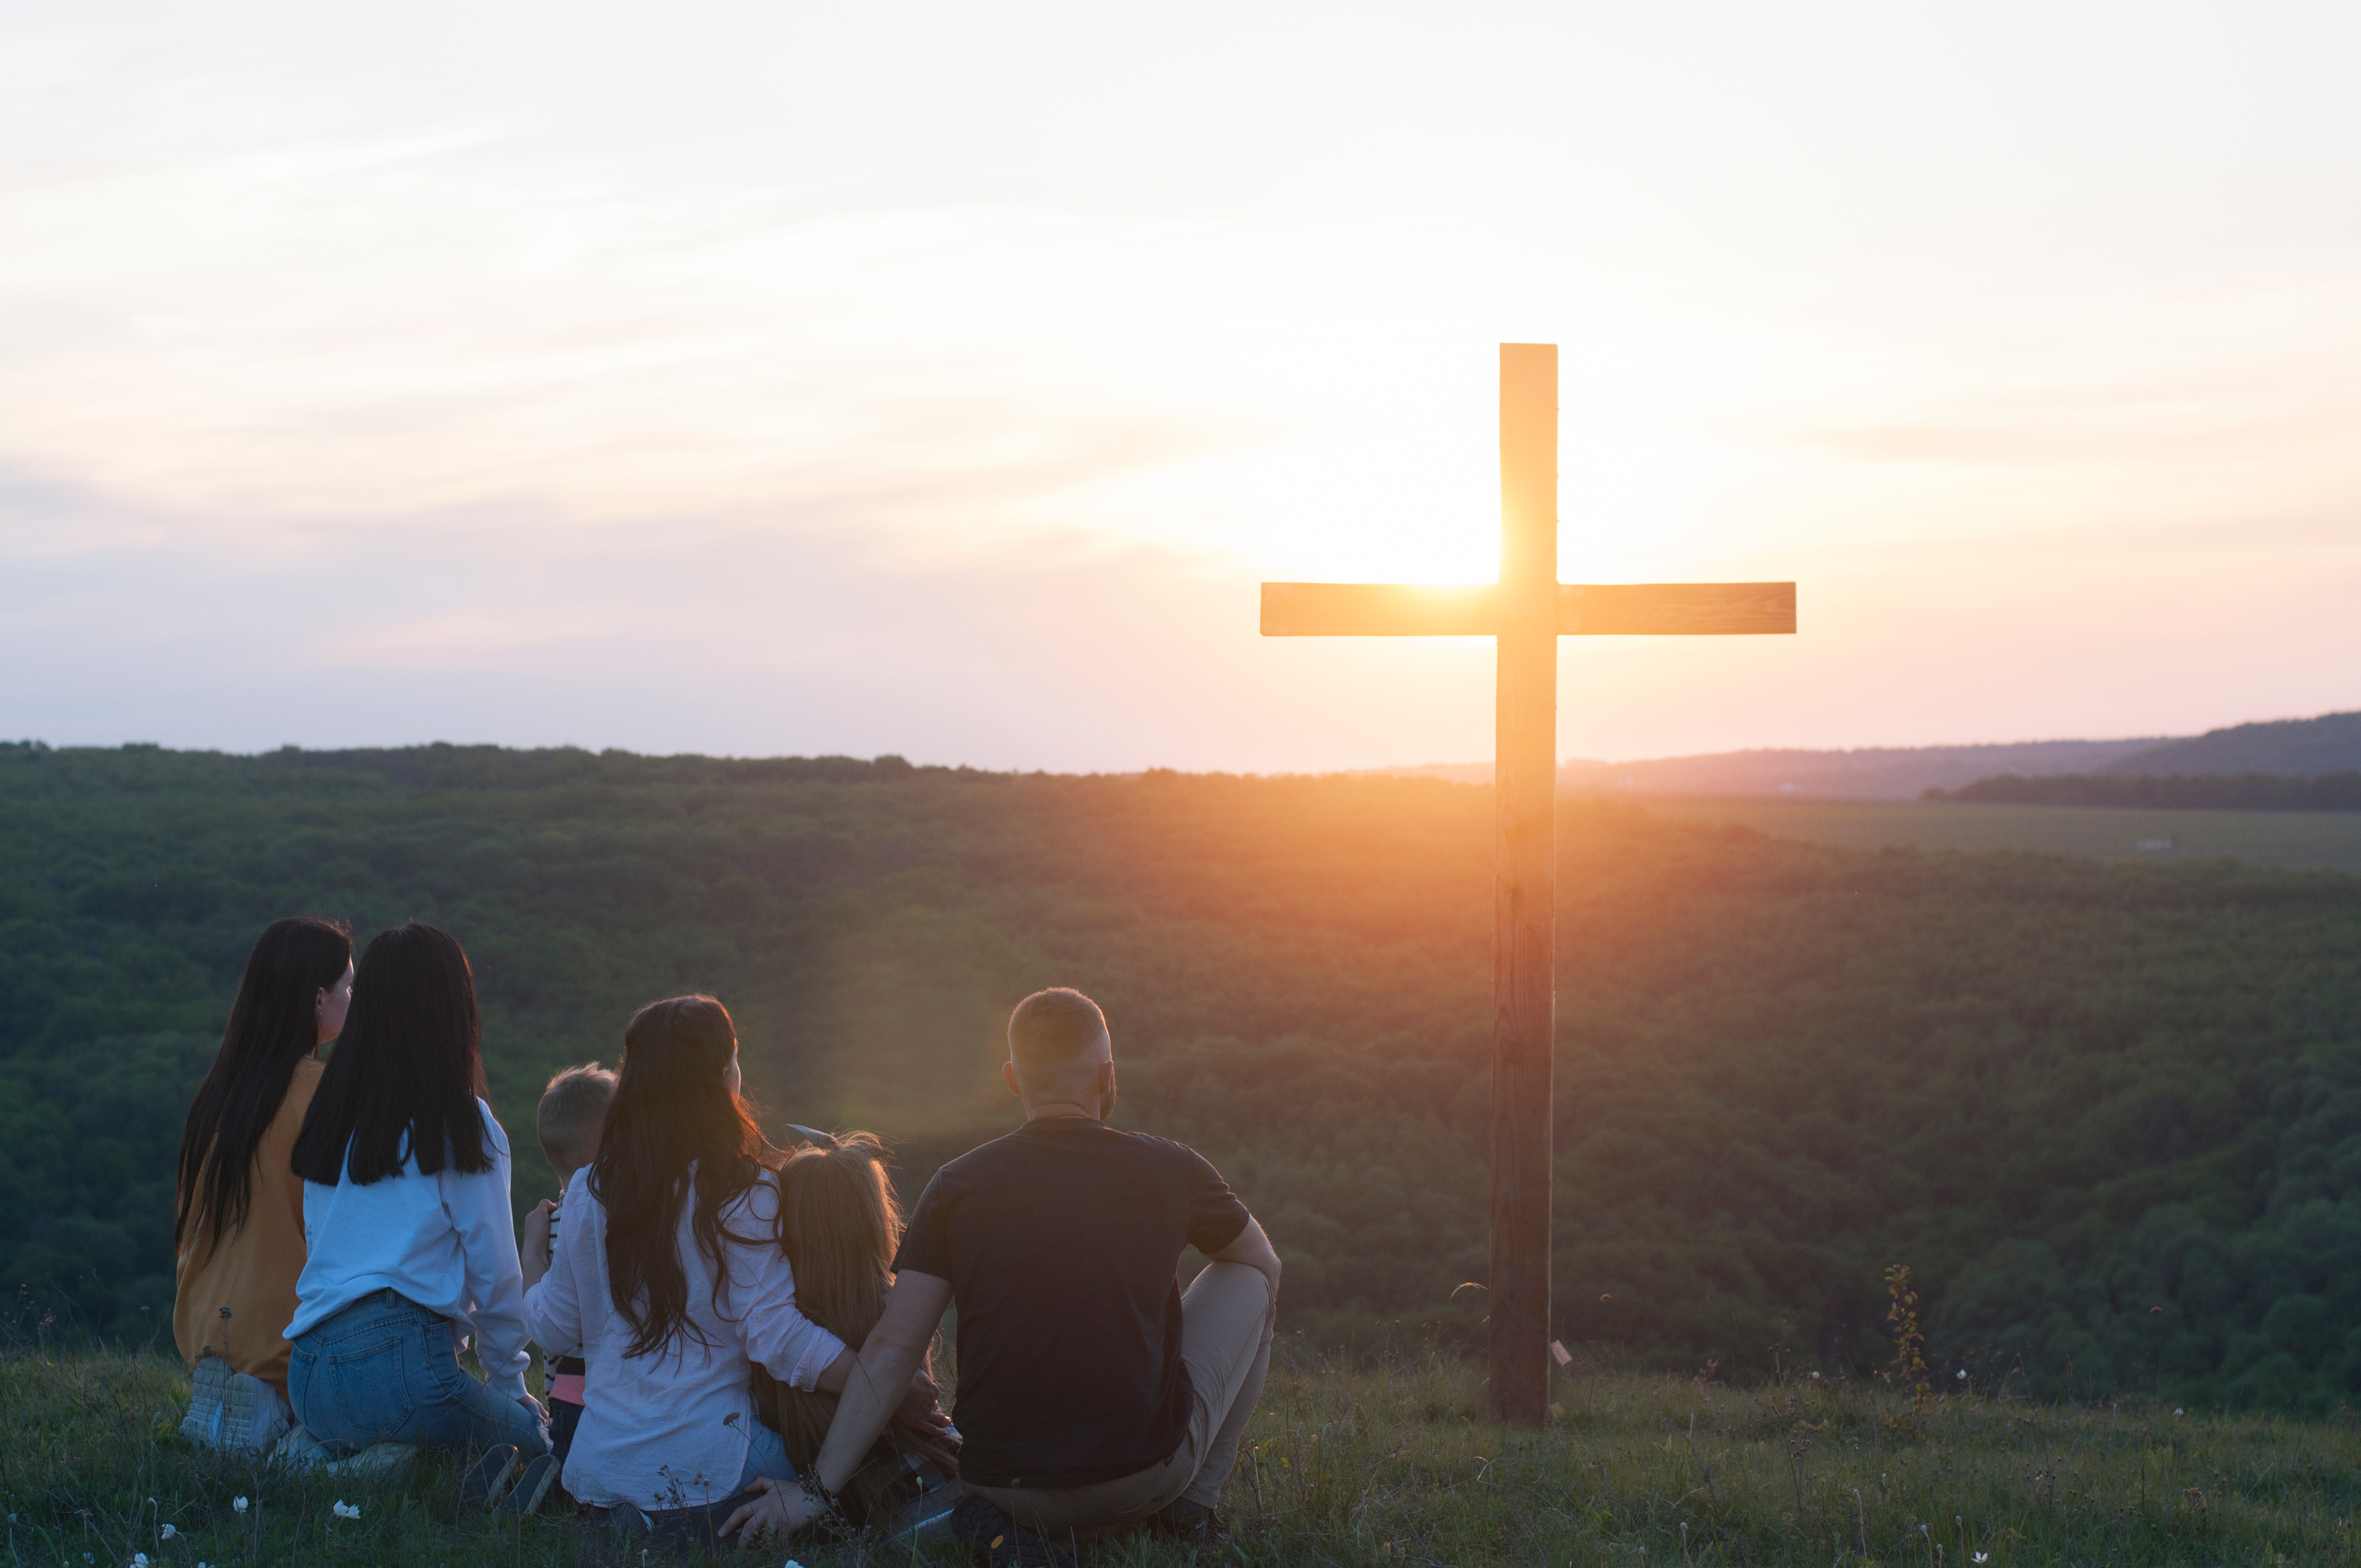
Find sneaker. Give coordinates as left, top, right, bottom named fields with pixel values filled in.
left=327, top=1442, right=417, bottom=1480
left=181, top=1359, right=290, bottom=1453
left=180, top=1356, right=232, bottom=1448
left=272, top=1423, right=335, bottom=1470
left=949, top=1494, right=1076, bottom=1568
left=1147, top=1497, right=1232, bottom=1550
left=460, top=1443, right=520, bottom=1509
left=501, top=1455, right=558, bottom=1517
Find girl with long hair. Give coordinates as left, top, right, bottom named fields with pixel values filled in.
left=519, top=995, right=850, bottom=1539
left=173, top=916, right=353, bottom=1451
left=286, top=923, right=548, bottom=1460
left=751, top=1131, right=960, bottom=1524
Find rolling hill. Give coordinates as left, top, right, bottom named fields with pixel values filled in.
left=6, top=741, right=2361, bottom=1416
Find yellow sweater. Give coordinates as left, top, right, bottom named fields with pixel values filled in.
left=172, top=1057, right=323, bottom=1396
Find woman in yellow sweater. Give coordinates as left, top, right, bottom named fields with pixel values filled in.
left=173, top=916, right=354, bottom=1450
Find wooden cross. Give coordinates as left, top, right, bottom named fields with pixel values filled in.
left=1260, top=343, right=1796, bottom=1425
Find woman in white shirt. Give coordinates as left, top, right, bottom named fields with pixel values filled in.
left=286, top=923, right=548, bottom=1461
left=520, top=994, right=849, bottom=1544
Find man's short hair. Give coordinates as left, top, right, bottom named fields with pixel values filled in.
left=537, top=1061, right=617, bottom=1176
left=1008, top=988, right=1109, bottom=1073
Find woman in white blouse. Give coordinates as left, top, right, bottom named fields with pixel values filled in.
left=522, top=994, right=851, bottom=1542
left=286, top=923, right=548, bottom=1461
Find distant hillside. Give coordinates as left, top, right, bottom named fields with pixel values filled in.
left=13, top=742, right=2361, bottom=1414
left=1376, top=738, right=2172, bottom=799
left=1932, top=771, right=2361, bottom=811
left=2102, top=710, right=2361, bottom=777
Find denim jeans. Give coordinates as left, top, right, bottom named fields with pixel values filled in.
left=635, top=1419, right=794, bottom=1552
left=289, top=1289, right=551, bottom=1458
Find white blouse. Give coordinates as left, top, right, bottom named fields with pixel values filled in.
left=523, top=1164, right=846, bottom=1509
left=289, top=1099, right=532, bottom=1401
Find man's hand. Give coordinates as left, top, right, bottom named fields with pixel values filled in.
left=719, top=1476, right=826, bottom=1550
left=520, top=1200, right=554, bottom=1290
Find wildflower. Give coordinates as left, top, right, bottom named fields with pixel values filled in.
left=332, top=1501, right=361, bottom=1520
left=134, top=1557, right=150, bottom=1568
left=232, top=1497, right=249, bottom=1514
left=1809, top=1371, right=1821, bottom=1379
left=161, top=1524, right=179, bottom=1540
left=1956, top=1370, right=1967, bottom=1380
left=1974, top=1555, right=1990, bottom=1564
left=2175, top=1408, right=2185, bottom=1416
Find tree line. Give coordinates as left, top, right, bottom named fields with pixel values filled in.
left=5, top=743, right=2360, bottom=1413
left=1930, top=770, right=2361, bottom=811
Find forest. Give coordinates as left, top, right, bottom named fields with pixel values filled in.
left=1935, top=770, right=2361, bottom=810
left=5, top=740, right=2361, bottom=1414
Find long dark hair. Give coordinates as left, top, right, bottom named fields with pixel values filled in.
left=291, top=923, right=492, bottom=1186
left=592, top=995, right=772, bottom=1359
left=174, top=917, right=352, bottom=1252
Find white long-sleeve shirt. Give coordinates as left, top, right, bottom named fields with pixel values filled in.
left=286, top=1099, right=533, bottom=1401
left=523, top=1164, right=846, bottom=1510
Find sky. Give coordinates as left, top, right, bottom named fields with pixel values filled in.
left=3, top=2, right=2358, bottom=771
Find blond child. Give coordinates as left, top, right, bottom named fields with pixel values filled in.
left=534, top=1062, right=617, bottom=1472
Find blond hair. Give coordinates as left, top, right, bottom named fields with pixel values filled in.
left=775, top=1132, right=901, bottom=1348
left=536, top=1061, right=617, bottom=1179
left=757, top=1131, right=959, bottom=1515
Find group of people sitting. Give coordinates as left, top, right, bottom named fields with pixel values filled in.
left=172, top=916, right=1281, bottom=1562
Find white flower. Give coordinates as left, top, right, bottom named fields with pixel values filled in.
left=332, top=1501, right=361, bottom=1520
left=1809, top=1371, right=1820, bottom=1379
left=1956, top=1370, right=1967, bottom=1380
left=2175, top=1407, right=2185, bottom=1416
left=1974, top=1554, right=1990, bottom=1563
left=232, top=1497, right=249, bottom=1514
left=134, top=1556, right=151, bottom=1567
left=160, top=1524, right=178, bottom=1540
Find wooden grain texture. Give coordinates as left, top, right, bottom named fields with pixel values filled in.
left=1489, top=342, right=1557, bottom=1429
left=1558, top=581, right=1796, bottom=635
left=1259, top=581, right=1795, bottom=637
left=1259, top=582, right=1498, bottom=636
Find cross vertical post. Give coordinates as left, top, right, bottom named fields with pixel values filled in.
left=1257, top=343, right=1795, bottom=1425
left=1490, top=343, right=1558, bottom=1426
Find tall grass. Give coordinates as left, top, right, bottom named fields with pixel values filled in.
left=7, top=1335, right=2359, bottom=1566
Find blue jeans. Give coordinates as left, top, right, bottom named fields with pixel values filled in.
left=289, top=1289, right=550, bottom=1458
left=637, top=1420, right=793, bottom=1551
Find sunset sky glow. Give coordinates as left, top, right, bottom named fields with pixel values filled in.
left=5, top=2, right=2359, bottom=769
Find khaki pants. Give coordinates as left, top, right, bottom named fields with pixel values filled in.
left=968, top=1261, right=1275, bottom=1539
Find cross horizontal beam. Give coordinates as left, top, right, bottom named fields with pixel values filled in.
left=1259, top=580, right=1797, bottom=637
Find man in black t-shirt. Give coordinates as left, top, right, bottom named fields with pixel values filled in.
left=726, top=988, right=1281, bottom=1557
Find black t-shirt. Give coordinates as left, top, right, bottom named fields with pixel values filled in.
left=892, top=1117, right=1251, bottom=1489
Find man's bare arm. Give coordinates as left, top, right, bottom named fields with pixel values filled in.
left=1205, top=1217, right=1282, bottom=1302
left=811, top=1270, right=953, bottom=1495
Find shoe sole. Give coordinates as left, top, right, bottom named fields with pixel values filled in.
left=950, top=1497, right=1076, bottom=1568
left=325, top=1443, right=417, bottom=1479
left=181, top=1357, right=232, bottom=1448
left=461, top=1443, right=520, bottom=1508
left=500, top=1455, right=557, bottom=1516
left=226, top=1372, right=289, bottom=1452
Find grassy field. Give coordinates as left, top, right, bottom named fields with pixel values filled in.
left=11, top=1342, right=2361, bottom=1567
left=1627, top=794, right=2361, bottom=875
